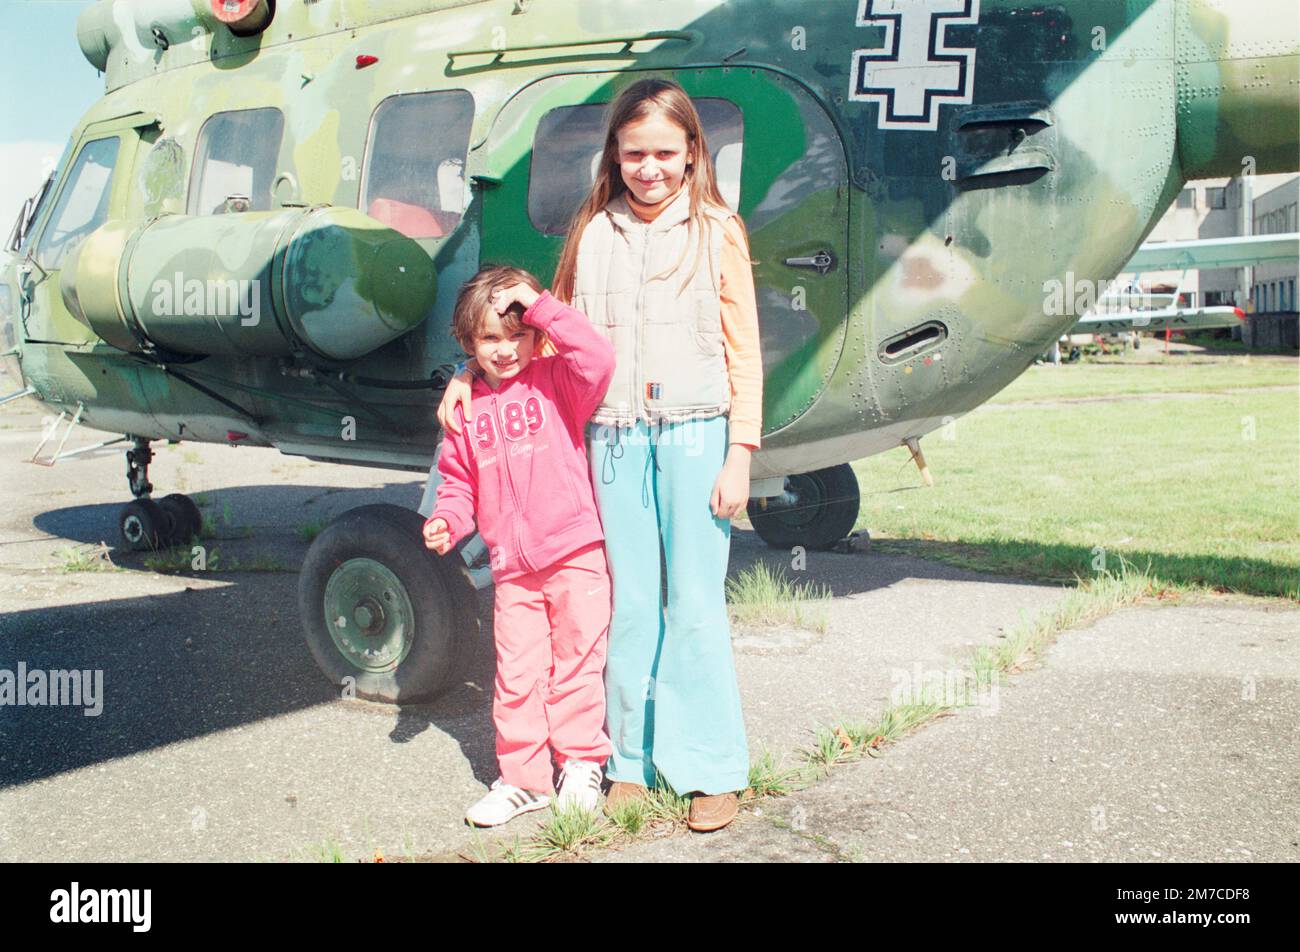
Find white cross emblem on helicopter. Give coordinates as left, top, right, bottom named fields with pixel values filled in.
left=849, top=0, right=980, bottom=131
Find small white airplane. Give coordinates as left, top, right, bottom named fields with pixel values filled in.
left=1069, top=231, right=1298, bottom=337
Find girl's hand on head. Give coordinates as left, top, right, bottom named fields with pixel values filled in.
left=437, top=363, right=476, bottom=434
left=710, top=444, right=752, bottom=520
left=489, top=283, right=541, bottom=316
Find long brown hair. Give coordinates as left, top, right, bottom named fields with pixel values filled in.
left=551, top=77, right=749, bottom=302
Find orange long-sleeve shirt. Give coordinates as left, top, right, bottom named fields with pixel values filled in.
left=625, top=193, right=763, bottom=449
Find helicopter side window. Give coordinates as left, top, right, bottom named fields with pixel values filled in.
left=34, top=136, right=120, bottom=270
left=8, top=139, right=69, bottom=255
left=6, top=173, right=51, bottom=255
left=361, top=90, right=474, bottom=240
left=527, top=98, right=744, bottom=236
left=188, top=108, right=285, bottom=215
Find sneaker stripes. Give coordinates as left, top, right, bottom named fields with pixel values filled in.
left=465, top=779, right=550, bottom=827
left=556, top=760, right=604, bottom=811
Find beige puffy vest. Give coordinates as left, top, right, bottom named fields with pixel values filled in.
left=573, top=188, right=732, bottom=428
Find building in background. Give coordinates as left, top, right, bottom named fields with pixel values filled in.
left=1117, top=173, right=1298, bottom=349
left=1250, top=176, right=1299, bottom=313
left=1246, top=175, right=1299, bottom=349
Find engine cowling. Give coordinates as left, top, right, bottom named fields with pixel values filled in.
left=60, top=205, right=436, bottom=362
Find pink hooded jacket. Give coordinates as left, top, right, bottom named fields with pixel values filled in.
left=425, top=291, right=614, bottom=583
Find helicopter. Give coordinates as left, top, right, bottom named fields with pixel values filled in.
left=2, top=0, right=1297, bottom=702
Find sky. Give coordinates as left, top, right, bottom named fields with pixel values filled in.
left=0, top=0, right=102, bottom=232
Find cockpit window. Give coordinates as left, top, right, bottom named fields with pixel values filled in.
left=527, top=98, right=744, bottom=236
left=34, top=136, right=120, bottom=270
left=188, top=108, right=285, bottom=215
left=361, top=90, right=475, bottom=240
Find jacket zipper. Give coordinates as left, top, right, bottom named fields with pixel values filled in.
left=635, top=214, right=652, bottom=422
left=492, top=389, right=535, bottom=575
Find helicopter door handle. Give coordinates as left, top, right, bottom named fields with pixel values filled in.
left=784, top=251, right=836, bottom=275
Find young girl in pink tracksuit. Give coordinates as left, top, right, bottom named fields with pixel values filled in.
left=422, top=264, right=616, bottom=827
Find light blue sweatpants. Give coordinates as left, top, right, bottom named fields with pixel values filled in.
left=588, top=416, right=749, bottom=795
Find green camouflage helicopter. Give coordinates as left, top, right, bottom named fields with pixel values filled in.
left=2, top=0, right=1296, bottom=701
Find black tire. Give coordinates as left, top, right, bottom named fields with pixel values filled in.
left=746, top=464, right=861, bottom=550
left=298, top=503, right=478, bottom=704
left=157, top=494, right=202, bottom=545
left=119, top=499, right=171, bottom=551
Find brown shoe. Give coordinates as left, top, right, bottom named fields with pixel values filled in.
left=604, top=781, right=651, bottom=814
left=687, top=792, right=738, bottom=832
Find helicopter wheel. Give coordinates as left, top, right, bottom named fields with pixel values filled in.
left=157, top=494, right=203, bottom=545
left=119, top=499, right=170, bottom=551
left=298, top=504, right=479, bottom=704
left=746, top=464, right=861, bottom=551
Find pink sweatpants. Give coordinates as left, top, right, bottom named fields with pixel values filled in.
left=491, top=540, right=613, bottom=794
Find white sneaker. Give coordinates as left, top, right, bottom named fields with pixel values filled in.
left=465, top=779, right=550, bottom=827
left=556, top=760, right=603, bottom=811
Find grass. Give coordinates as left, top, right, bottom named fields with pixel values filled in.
left=604, top=798, right=648, bottom=836
left=141, top=545, right=292, bottom=574
left=296, top=519, right=326, bottom=543
left=745, top=750, right=801, bottom=800
left=725, top=561, right=833, bottom=632
left=988, top=352, right=1297, bottom=404
left=468, top=803, right=616, bottom=863
left=855, top=362, right=1299, bottom=600
left=971, top=552, right=1156, bottom=679
left=144, top=546, right=222, bottom=572
left=200, top=500, right=252, bottom=540
left=527, top=803, right=619, bottom=857
left=307, top=838, right=348, bottom=863
left=57, top=543, right=121, bottom=573
left=798, top=703, right=943, bottom=780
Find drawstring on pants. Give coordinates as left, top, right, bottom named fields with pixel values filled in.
left=599, top=422, right=663, bottom=511
left=600, top=425, right=624, bottom=486
left=641, top=421, right=664, bottom=509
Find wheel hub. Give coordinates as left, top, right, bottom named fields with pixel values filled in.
left=122, top=515, right=144, bottom=543
left=771, top=474, right=826, bottom=529
left=353, top=595, right=386, bottom=636
left=323, top=558, right=415, bottom=673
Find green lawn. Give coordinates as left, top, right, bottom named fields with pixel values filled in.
left=853, top=358, right=1300, bottom=600
left=987, top=353, right=1299, bottom=404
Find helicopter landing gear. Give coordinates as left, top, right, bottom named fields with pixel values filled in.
left=117, top=437, right=205, bottom=551
left=126, top=436, right=153, bottom=499
left=298, top=504, right=479, bottom=703
left=119, top=499, right=169, bottom=551
left=747, top=463, right=862, bottom=551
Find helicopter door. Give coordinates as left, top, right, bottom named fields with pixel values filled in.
left=21, top=112, right=160, bottom=347
left=472, top=67, right=850, bottom=435
left=358, top=89, right=477, bottom=375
